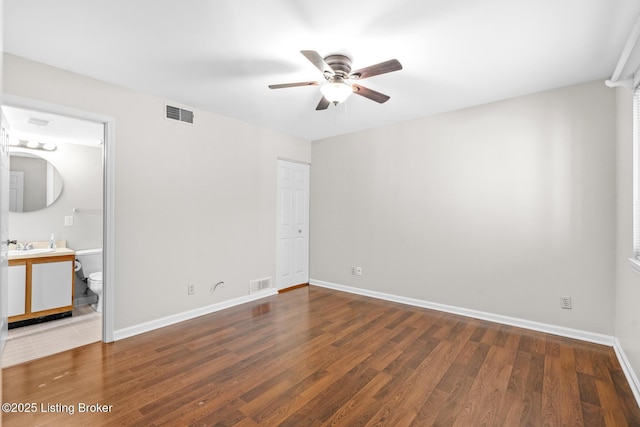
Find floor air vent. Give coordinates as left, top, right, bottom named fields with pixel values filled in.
left=250, top=277, right=272, bottom=294
left=165, top=104, right=194, bottom=124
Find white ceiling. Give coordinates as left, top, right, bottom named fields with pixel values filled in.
left=2, top=105, right=104, bottom=148
left=4, top=0, right=640, bottom=141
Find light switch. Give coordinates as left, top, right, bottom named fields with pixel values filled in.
left=65, top=215, right=74, bottom=226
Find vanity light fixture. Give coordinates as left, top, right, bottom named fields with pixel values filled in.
left=13, top=139, right=57, bottom=151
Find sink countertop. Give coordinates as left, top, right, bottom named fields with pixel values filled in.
left=8, top=245, right=75, bottom=260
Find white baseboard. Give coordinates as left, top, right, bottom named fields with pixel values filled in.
left=113, top=289, right=278, bottom=341
left=309, top=279, right=615, bottom=346
left=614, top=338, right=640, bottom=408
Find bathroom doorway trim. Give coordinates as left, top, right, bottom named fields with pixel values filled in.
left=2, top=94, right=115, bottom=343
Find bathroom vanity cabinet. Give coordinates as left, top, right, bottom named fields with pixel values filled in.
left=8, top=251, right=75, bottom=325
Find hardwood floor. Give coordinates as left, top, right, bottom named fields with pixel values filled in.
left=3, top=286, right=639, bottom=426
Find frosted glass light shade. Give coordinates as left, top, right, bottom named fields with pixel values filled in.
left=320, top=83, right=353, bottom=104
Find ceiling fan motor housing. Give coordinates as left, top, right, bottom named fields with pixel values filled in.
left=324, top=54, right=352, bottom=80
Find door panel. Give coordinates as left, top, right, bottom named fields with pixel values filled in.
left=1, top=111, right=10, bottom=353
left=276, top=160, right=309, bottom=290
left=9, top=170, right=23, bottom=212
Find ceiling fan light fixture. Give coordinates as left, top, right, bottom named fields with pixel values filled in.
left=268, top=50, right=402, bottom=110
left=320, top=82, right=353, bottom=104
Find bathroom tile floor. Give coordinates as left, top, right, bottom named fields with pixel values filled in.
left=1, top=305, right=102, bottom=368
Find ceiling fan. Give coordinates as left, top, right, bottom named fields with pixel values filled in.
left=268, top=50, right=402, bottom=110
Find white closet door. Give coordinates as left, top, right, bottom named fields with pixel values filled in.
left=276, top=160, right=310, bottom=290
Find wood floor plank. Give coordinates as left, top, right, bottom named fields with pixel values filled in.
left=366, top=339, right=459, bottom=426
left=410, top=387, right=449, bottom=426
left=577, top=372, right=601, bottom=407
left=609, top=368, right=640, bottom=426
left=431, top=342, right=490, bottom=425
left=559, top=362, right=585, bottom=426
left=596, top=377, right=630, bottom=427
left=244, top=369, right=329, bottom=425
left=519, top=331, right=548, bottom=355
left=575, top=346, right=596, bottom=376
left=323, top=371, right=393, bottom=426
left=559, top=343, right=585, bottom=426
left=497, top=350, right=531, bottom=425
left=3, top=286, right=639, bottom=426
left=542, top=355, right=564, bottom=426
left=450, top=345, right=517, bottom=426
left=579, top=401, right=606, bottom=427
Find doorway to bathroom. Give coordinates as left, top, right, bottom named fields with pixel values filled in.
left=0, top=98, right=114, bottom=367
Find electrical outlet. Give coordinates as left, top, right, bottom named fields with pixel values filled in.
left=560, top=296, right=572, bottom=309
left=64, top=215, right=74, bottom=226
left=356, top=266, right=362, bottom=276
left=188, top=284, right=195, bottom=295
left=351, top=266, right=356, bottom=275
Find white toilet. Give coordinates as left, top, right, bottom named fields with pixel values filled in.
left=88, top=272, right=103, bottom=313
left=75, top=248, right=103, bottom=313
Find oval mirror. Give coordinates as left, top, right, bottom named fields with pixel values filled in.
left=9, top=152, right=63, bottom=212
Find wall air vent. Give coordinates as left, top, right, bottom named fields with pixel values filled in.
left=249, top=277, right=272, bottom=294
left=165, top=104, right=194, bottom=124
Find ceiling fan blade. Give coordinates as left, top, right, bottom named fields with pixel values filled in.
left=350, top=59, right=402, bottom=80
left=268, top=81, right=319, bottom=89
left=316, top=96, right=331, bottom=110
left=352, top=84, right=391, bottom=103
left=301, top=50, right=334, bottom=76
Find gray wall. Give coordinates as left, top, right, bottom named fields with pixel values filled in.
left=3, top=53, right=311, bottom=330
left=311, top=80, right=616, bottom=335
left=615, top=87, right=640, bottom=385
left=8, top=143, right=103, bottom=250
